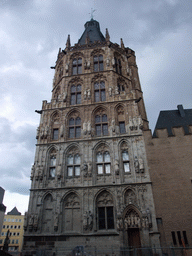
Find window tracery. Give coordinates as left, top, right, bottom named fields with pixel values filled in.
left=93, top=55, right=104, bottom=72
left=70, top=84, right=81, bottom=105
left=72, top=58, right=82, bottom=75
left=96, top=191, right=114, bottom=230
left=68, top=115, right=81, bottom=138
left=49, top=148, right=57, bottom=178
left=94, top=81, right=106, bottom=102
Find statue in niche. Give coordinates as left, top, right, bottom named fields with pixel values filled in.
left=81, top=162, right=88, bottom=177
left=112, top=58, right=115, bottom=66
left=36, top=127, right=40, bottom=139
left=30, top=164, right=35, bottom=180
left=111, top=119, right=115, bottom=133
left=38, top=165, right=43, bottom=180
left=83, top=122, right=87, bottom=135
left=63, top=91, right=67, bottom=102
left=115, top=86, right=119, bottom=95
left=28, top=214, right=34, bottom=231
left=134, top=157, right=139, bottom=173
left=87, top=162, right=92, bottom=177
left=106, top=58, right=110, bottom=66
left=83, top=211, right=88, bottom=231
left=146, top=208, right=152, bottom=227
left=138, top=116, right=143, bottom=130
left=44, top=125, right=49, bottom=138
left=139, top=158, right=144, bottom=172
left=84, top=90, right=87, bottom=100
left=87, top=60, right=90, bottom=69
left=60, top=124, right=64, bottom=137
left=57, top=164, right=62, bottom=179
left=87, top=121, right=91, bottom=135
left=35, top=165, right=39, bottom=180
left=109, top=87, right=112, bottom=96
left=116, top=217, right=123, bottom=231
left=88, top=211, right=93, bottom=230
left=40, top=126, right=44, bottom=139
left=114, top=159, right=119, bottom=175
left=33, top=214, right=38, bottom=231
left=87, top=89, right=91, bottom=99
left=65, top=63, right=69, bottom=72
left=54, top=213, right=59, bottom=231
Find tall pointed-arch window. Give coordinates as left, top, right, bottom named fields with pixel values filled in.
left=69, top=117, right=81, bottom=138
left=114, top=57, right=122, bottom=75
left=42, top=194, right=53, bottom=233
left=94, top=55, right=104, bottom=72
left=96, top=151, right=111, bottom=175
left=49, top=148, right=57, bottom=178
left=70, top=84, right=81, bottom=105
left=94, top=82, right=106, bottom=102
left=72, top=58, right=82, bottom=75
left=67, top=154, right=81, bottom=177
left=96, top=191, right=114, bottom=230
left=95, top=114, right=108, bottom=136
left=122, top=151, right=130, bottom=173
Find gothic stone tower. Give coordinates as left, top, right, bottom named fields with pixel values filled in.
left=23, top=19, right=160, bottom=254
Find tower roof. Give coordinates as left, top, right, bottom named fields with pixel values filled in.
left=7, top=206, right=21, bottom=215
left=78, top=19, right=106, bottom=45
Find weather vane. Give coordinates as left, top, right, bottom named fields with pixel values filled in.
left=89, top=8, right=96, bottom=20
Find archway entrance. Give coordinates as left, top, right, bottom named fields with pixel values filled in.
left=124, top=208, right=142, bottom=255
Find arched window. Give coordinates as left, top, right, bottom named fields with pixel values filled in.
left=95, top=114, right=108, bottom=136
left=62, top=193, right=81, bottom=232
left=69, top=117, right=81, bottom=138
left=96, top=191, right=114, bottom=230
left=72, top=58, right=82, bottom=75
left=67, top=154, right=81, bottom=177
left=42, top=194, right=53, bottom=233
left=70, top=84, right=81, bottom=105
left=94, top=81, right=105, bottom=102
left=94, top=55, right=104, bottom=72
left=96, top=151, right=111, bottom=174
left=51, top=112, right=60, bottom=140
left=115, top=57, right=122, bottom=74
left=122, top=151, right=130, bottom=173
left=49, top=149, right=57, bottom=178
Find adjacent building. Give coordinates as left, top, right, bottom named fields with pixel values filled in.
left=22, top=18, right=161, bottom=255
left=144, top=105, right=192, bottom=251
left=0, top=187, right=6, bottom=234
left=0, top=207, right=24, bottom=255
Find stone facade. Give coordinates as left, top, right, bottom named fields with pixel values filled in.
left=144, top=117, right=192, bottom=249
left=23, top=19, right=160, bottom=255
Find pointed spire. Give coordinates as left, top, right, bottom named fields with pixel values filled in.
left=105, top=28, right=110, bottom=41
left=120, top=38, right=125, bottom=49
left=66, top=34, right=71, bottom=49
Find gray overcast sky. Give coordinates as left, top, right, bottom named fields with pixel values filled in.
left=1, top=0, right=192, bottom=214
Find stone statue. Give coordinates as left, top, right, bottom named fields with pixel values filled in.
left=38, top=165, right=43, bottom=180
left=62, top=92, right=67, bottom=102
left=146, top=208, right=152, bottom=227
left=109, top=87, right=112, bottom=96
left=134, top=157, right=139, bottom=173
left=84, top=90, right=87, bottom=100
left=31, top=164, right=35, bottom=180
left=36, top=127, right=40, bottom=139
left=24, top=212, right=28, bottom=231
left=83, top=211, right=88, bottom=230
left=35, top=165, right=39, bottom=180
left=65, top=63, right=69, bottom=72
left=29, top=214, right=34, bottom=231
left=87, top=121, right=91, bottom=135
left=81, top=162, right=88, bottom=177
left=87, top=89, right=91, bottom=99
left=44, top=125, right=49, bottom=138
left=124, top=218, right=128, bottom=230
left=114, top=159, right=119, bottom=175
left=60, top=124, right=64, bottom=137
left=87, top=60, right=90, bottom=69
left=33, top=214, right=38, bottom=231
left=88, top=211, right=93, bottom=230
left=40, top=126, right=44, bottom=139
left=138, top=116, right=143, bottom=130
left=115, top=86, right=119, bottom=95
left=57, top=164, right=62, bottom=179
left=139, top=158, right=144, bottom=172
left=106, top=58, right=110, bottom=66
left=112, top=58, right=115, bottom=66
left=83, top=122, right=87, bottom=135
left=111, top=119, right=115, bottom=133
left=117, top=218, right=123, bottom=230
left=54, top=213, right=59, bottom=231
left=87, top=162, right=92, bottom=177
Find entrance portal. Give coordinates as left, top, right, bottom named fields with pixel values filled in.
left=128, top=228, right=141, bottom=255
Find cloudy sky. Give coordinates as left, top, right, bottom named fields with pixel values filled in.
left=1, top=0, right=192, bottom=214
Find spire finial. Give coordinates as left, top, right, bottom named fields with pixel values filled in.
left=89, top=8, right=96, bottom=20
left=105, top=28, right=110, bottom=41
left=120, top=38, right=125, bottom=49
left=66, top=34, right=71, bottom=50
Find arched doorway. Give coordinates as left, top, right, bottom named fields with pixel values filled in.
left=124, top=208, right=142, bottom=255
